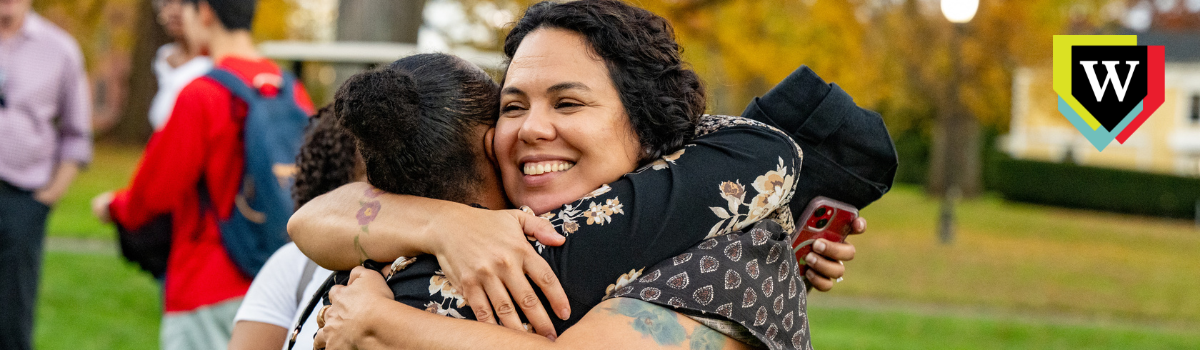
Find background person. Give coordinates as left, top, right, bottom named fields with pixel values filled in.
left=228, top=106, right=358, bottom=350
left=147, top=0, right=212, bottom=131
left=0, top=0, right=92, bottom=349
left=91, top=0, right=314, bottom=348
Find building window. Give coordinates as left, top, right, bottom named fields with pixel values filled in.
left=1191, top=94, right=1200, bottom=124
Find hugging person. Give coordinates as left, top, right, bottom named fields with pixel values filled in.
left=291, top=1, right=894, bottom=349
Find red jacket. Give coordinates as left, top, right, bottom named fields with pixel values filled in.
left=110, top=57, right=314, bottom=313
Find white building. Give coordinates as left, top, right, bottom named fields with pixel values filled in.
left=1003, top=30, right=1200, bottom=176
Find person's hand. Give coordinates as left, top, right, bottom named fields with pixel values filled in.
left=34, top=186, right=66, bottom=207
left=91, top=191, right=115, bottom=223
left=313, top=266, right=393, bottom=350
left=803, top=217, right=866, bottom=292
left=428, top=206, right=569, bottom=340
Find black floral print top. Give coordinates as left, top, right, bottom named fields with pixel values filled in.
left=383, top=115, right=803, bottom=339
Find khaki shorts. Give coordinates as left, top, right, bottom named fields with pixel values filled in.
left=160, top=298, right=242, bottom=350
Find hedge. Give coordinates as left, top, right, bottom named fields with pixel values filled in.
left=990, top=157, right=1200, bottom=219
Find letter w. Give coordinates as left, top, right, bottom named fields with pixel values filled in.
left=1079, top=61, right=1140, bottom=102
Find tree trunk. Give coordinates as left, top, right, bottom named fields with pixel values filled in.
left=927, top=23, right=982, bottom=198
left=102, top=0, right=170, bottom=144
left=327, top=0, right=426, bottom=102
left=336, top=0, right=425, bottom=43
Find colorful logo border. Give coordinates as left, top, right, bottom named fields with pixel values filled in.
left=1052, top=35, right=1164, bottom=151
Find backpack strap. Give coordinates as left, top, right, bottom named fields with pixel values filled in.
left=295, top=259, right=318, bottom=308
left=206, top=68, right=261, bottom=103
left=206, top=68, right=300, bottom=102
left=277, top=71, right=299, bottom=101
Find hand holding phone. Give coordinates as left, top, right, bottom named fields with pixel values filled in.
left=790, top=196, right=858, bottom=277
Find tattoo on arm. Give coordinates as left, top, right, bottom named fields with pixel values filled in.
left=354, top=187, right=384, bottom=264
left=604, top=298, right=728, bottom=349
left=353, top=235, right=370, bottom=265
left=688, top=325, right=724, bottom=350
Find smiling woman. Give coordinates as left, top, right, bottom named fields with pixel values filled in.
left=289, top=1, right=861, bottom=349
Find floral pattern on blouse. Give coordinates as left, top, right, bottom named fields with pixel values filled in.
left=645, top=147, right=688, bottom=170
left=708, top=157, right=797, bottom=238
left=599, top=115, right=802, bottom=301
left=604, top=268, right=645, bottom=297
left=525, top=184, right=628, bottom=253
left=424, top=270, right=467, bottom=319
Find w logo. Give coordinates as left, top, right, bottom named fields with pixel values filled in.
left=1079, top=60, right=1139, bottom=102
left=1053, top=35, right=1164, bottom=151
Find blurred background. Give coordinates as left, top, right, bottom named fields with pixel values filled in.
left=32, top=0, right=1200, bottom=348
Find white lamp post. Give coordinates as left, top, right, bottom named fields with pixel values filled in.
left=937, top=0, right=978, bottom=244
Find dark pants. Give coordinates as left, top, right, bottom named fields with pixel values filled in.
left=0, top=182, right=50, bottom=350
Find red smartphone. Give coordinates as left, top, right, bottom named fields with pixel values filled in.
left=791, top=196, right=858, bottom=276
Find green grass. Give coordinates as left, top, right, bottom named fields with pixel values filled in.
left=843, top=185, right=1200, bottom=327
left=809, top=304, right=1200, bottom=349
left=34, top=145, right=1200, bottom=348
left=46, top=143, right=143, bottom=239
left=35, top=252, right=160, bottom=350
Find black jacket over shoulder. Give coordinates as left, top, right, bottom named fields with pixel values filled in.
left=742, top=65, right=898, bottom=211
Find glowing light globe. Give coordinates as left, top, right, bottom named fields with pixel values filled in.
left=941, top=0, right=979, bottom=24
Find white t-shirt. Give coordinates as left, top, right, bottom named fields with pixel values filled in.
left=148, top=43, right=213, bottom=131
left=234, top=242, right=332, bottom=350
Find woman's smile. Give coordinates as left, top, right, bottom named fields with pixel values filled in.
left=521, top=159, right=576, bottom=176
left=520, top=158, right=577, bottom=187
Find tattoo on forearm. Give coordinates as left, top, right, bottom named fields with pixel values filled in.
left=606, top=298, right=687, bottom=345
left=688, top=325, right=724, bottom=350
left=354, top=187, right=384, bottom=264
left=605, top=298, right=728, bottom=349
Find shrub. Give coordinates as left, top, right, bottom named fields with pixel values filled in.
left=991, top=156, right=1200, bottom=219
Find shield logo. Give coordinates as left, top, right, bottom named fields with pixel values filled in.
left=1052, top=35, right=1164, bottom=151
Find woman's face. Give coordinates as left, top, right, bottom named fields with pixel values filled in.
left=495, top=27, right=642, bottom=214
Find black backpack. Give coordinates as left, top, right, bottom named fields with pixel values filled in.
left=116, top=214, right=172, bottom=279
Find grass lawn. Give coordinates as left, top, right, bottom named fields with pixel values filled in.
left=34, top=145, right=1200, bottom=348
left=809, top=303, right=1200, bottom=349
left=35, top=252, right=160, bottom=350
left=843, top=185, right=1200, bottom=328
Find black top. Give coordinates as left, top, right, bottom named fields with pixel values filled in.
left=382, top=115, right=803, bottom=335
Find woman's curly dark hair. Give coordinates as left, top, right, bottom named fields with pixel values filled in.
left=293, top=105, right=362, bottom=208
left=503, top=0, right=706, bottom=161
left=334, top=53, right=500, bottom=203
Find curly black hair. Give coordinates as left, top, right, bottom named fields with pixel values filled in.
left=503, top=0, right=706, bottom=161
left=334, top=53, right=500, bottom=203
left=292, top=105, right=362, bottom=208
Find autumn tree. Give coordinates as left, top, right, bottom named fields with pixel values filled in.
left=350, top=0, right=1129, bottom=195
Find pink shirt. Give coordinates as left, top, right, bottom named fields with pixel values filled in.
left=0, top=11, right=92, bottom=190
